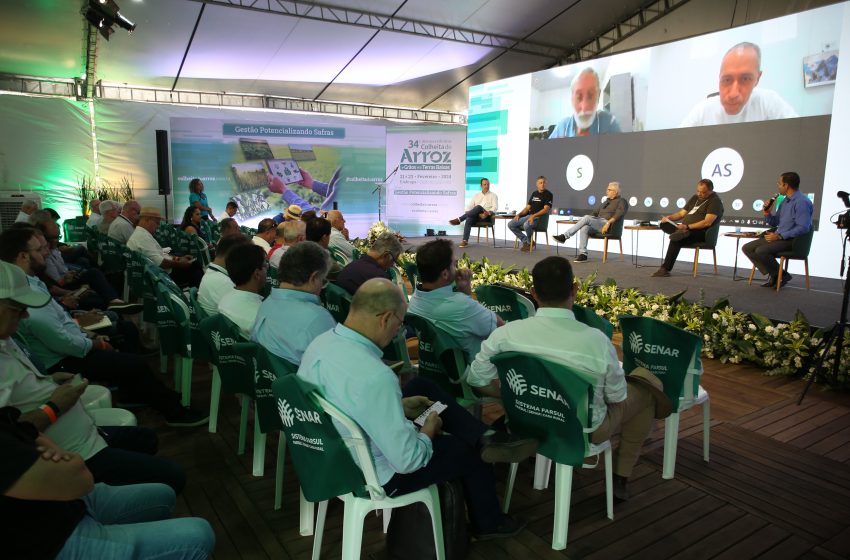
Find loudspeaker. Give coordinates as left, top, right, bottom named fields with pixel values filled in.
left=155, top=129, right=171, bottom=195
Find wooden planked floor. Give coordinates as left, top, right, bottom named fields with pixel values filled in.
left=135, top=352, right=850, bottom=560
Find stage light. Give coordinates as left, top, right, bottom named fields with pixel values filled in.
left=84, top=0, right=135, bottom=41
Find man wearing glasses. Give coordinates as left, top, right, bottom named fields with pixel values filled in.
left=553, top=181, right=627, bottom=263
left=252, top=241, right=336, bottom=363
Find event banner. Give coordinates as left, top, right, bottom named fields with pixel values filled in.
left=385, top=127, right=467, bottom=237
left=169, top=116, right=386, bottom=236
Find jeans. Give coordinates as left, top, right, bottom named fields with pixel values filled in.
left=87, top=426, right=187, bottom=494
left=456, top=205, right=489, bottom=241
left=57, top=483, right=215, bottom=560
left=742, top=236, right=794, bottom=278
left=383, top=377, right=506, bottom=533
left=561, top=215, right=607, bottom=254
left=507, top=215, right=536, bottom=244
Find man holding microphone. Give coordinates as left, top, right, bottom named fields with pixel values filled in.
left=743, top=172, right=813, bottom=289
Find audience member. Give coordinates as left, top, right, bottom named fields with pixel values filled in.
left=15, top=199, right=38, bottom=223
left=180, top=205, right=210, bottom=244
left=301, top=210, right=318, bottom=223
left=269, top=221, right=306, bottom=268
left=553, top=181, right=627, bottom=262
left=0, top=228, right=207, bottom=428
left=467, top=256, right=672, bottom=501
left=107, top=200, right=141, bottom=244
left=252, top=218, right=277, bottom=253
left=127, top=207, right=202, bottom=288
left=252, top=241, right=335, bottom=363
left=218, top=243, right=267, bottom=338
left=327, top=209, right=355, bottom=260
left=198, top=234, right=251, bottom=316
left=96, top=200, right=120, bottom=234
left=299, top=278, right=536, bottom=539
left=218, top=217, right=240, bottom=238
left=407, top=239, right=503, bottom=359
left=188, top=178, right=215, bottom=221
left=225, top=200, right=239, bottom=218
left=336, top=232, right=402, bottom=296
left=0, top=409, right=214, bottom=559
left=85, top=199, right=102, bottom=229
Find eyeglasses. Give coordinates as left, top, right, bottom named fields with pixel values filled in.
left=376, top=310, right=405, bottom=326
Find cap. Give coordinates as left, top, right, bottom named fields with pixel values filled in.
left=0, top=261, right=51, bottom=308
left=284, top=204, right=302, bottom=221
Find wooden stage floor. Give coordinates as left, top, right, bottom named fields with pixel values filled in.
left=136, top=351, right=850, bottom=560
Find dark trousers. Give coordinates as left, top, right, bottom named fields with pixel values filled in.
left=49, top=350, right=184, bottom=419
left=742, top=236, right=794, bottom=278
left=171, top=261, right=204, bottom=288
left=66, top=267, right=120, bottom=306
left=87, top=426, right=187, bottom=494
left=661, top=228, right=707, bottom=271
left=457, top=205, right=487, bottom=241
left=383, top=377, right=504, bottom=533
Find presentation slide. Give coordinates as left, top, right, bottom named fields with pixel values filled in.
left=468, top=2, right=846, bottom=230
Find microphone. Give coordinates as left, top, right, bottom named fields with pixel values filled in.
left=764, top=193, right=780, bottom=212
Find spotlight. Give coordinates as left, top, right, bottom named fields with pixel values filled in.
left=84, top=0, right=135, bottom=41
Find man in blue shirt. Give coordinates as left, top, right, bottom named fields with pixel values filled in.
left=299, top=278, right=537, bottom=539
left=743, top=172, right=814, bottom=289
left=252, top=241, right=336, bottom=363
left=407, top=239, right=503, bottom=360
left=548, top=68, right=622, bottom=138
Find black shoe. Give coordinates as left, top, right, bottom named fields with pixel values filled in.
left=613, top=474, right=630, bottom=503
left=779, top=273, right=792, bottom=287
left=165, top=407, right=209, bottom=427
left=553, top=234, right=567, bottom=244
left=473, top=515, right=527, bottom=541
left=761, top=276, right=777, bottom=288
left=651, top=267, right=670, bottom=277
left=478, top=430, right=539, bottom=464
left=574, top=253, right=588, bottom=263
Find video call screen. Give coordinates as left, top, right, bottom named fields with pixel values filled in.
left=468, top=2, right=846, bottom=230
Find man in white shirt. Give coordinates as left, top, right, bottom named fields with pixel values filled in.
left=269, top=221, right=305, bottom=269
left=326, top=210, right=355, bottom=261
left=15, top=199, right=38, bottom=223
left=107, top=201, right=141, bottom=244
left=449, top=178, right=498, bottom=248
left=96, top=200, right=120, bottom=234
left=680, top=42, right=797, bottom=127
left=251, top=218, right=277, bottom=253
left=127, top=207, right=200, bottom=287
left=467, top=256, right=671, bottom=502
left=198, top=234, right=250, bottom=316
left=85, top=199, right=102, bottom=229
left=218, top=243, right=266, bottom=338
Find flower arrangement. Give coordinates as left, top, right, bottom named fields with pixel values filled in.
left=351, top=238, right=846, bottom=390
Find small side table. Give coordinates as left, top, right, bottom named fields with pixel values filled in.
left=555, top=219, right=579, bottom=256
left=624, top=225, right=663, bottom=268
left=724, top=232, right=760, bottom=280
left=494, top=214, right=516, bottom=248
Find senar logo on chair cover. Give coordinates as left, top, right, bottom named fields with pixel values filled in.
left=506, top=368, right=528, bottom=396
left=278, top=398, right=295, bottom=428
left=629, top=332, right=643, bottom=354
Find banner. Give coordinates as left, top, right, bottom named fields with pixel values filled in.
left=170, top=116, right=386, bottom=236
left=386, top=128, right=467, bottom=237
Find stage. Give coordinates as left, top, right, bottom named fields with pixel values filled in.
left=401, top=235, right=846, bottom=329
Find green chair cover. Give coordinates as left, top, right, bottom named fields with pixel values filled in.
left=199, top=314, right=253, bottom=396
left=186, top=287, right=211, bottom=362
left=235, top=341, right=298, bottom=434
left=474, top=284, right=535, bottom=322
left=572, top=304, right=614, bottom=339
left=271, top=375, right=366, bottom=503
left=320, top=283, right=352, bottom=324
left=401, top=262, right=419, bottom=292
left=406, top=313, right=473, bottom=402
left=618, top=315, right=702, bottom=413
left=62, top=217, right=88, bottom=243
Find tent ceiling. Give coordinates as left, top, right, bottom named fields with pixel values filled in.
left=2, top=0, right=677, bottom=112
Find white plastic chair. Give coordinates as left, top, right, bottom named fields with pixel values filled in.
left=662, top=349, right=710, bottom=479
left=312, top=393, right=445, bottom=560
left=80, top=383, right=112, bottom=410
